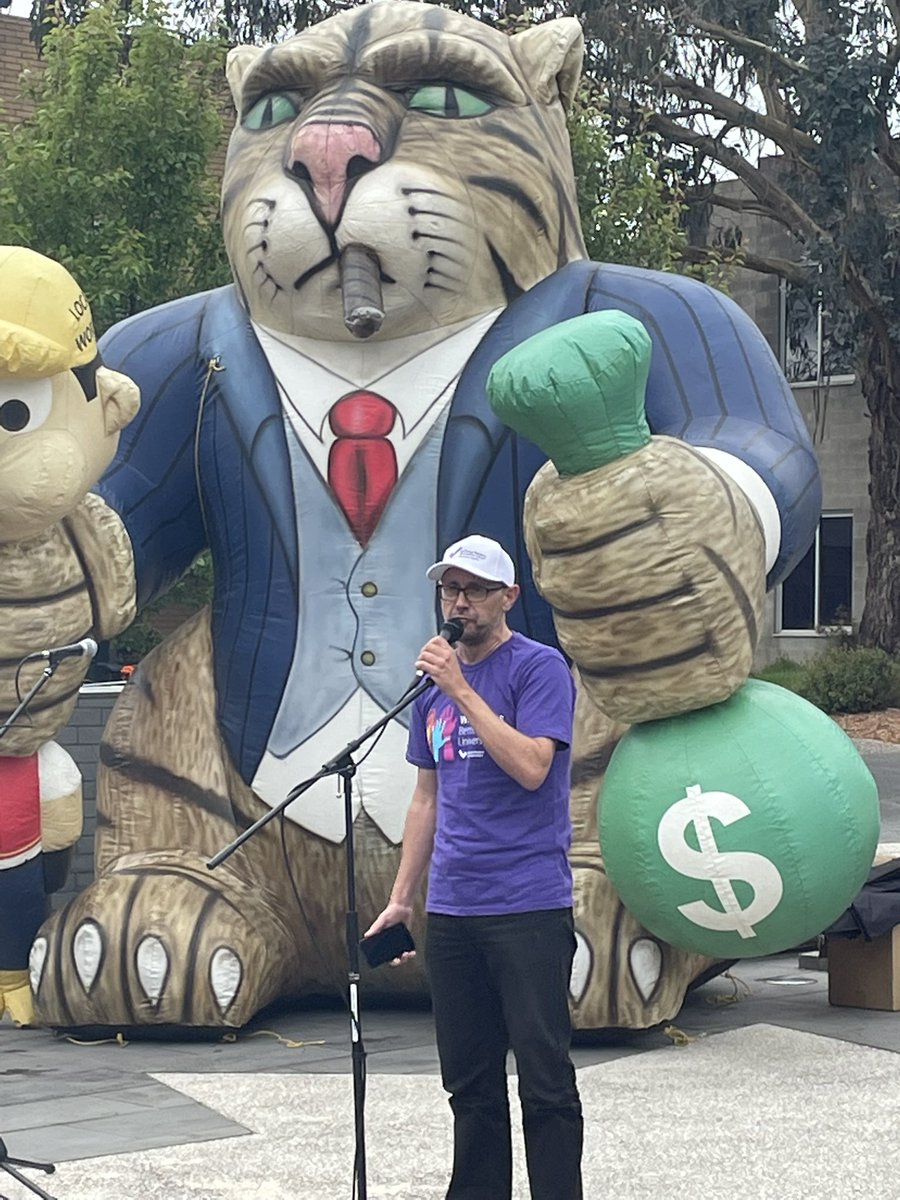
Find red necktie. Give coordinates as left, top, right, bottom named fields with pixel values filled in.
left=327, top=390, right=398, bottom=547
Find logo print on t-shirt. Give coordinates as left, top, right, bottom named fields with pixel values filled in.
left=457, top=712, right=485, bottom=759
left=426, top=705, right=457, bottom=762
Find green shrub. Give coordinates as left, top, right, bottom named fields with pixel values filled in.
left=752, top=656, right=808, bottom=696
left=799, top=646, right=898, bottom=714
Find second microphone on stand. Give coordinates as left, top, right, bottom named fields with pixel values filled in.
left=25, top=639, right=98, bottom=665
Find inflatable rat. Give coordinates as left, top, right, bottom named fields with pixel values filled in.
left=0, top=246, right=138, bottom=1024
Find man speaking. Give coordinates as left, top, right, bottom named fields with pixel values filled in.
left=366, top=534, right=582, bottom=1200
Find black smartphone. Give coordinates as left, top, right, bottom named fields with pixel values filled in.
left=359, top=922, right=415, bottom=968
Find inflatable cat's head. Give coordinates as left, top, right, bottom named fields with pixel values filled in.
left=223, top=1, right=585, bottom=342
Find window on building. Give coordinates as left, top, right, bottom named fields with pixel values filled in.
left=781, top=281, right=856, bottom=384
left=779, top=514, right=853, bottom=632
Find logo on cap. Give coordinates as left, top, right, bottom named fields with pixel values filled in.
left=0, top=246, right=96, bottom=379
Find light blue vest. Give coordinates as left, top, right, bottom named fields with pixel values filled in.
left=265, top=412, right=447, bottom=759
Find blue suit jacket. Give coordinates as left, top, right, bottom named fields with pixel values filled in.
left=98, top=260, right=820, bottom=785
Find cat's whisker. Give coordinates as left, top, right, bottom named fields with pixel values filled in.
left=251, top=261, right=284, bottom=299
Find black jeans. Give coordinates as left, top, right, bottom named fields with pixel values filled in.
left=425, top=908, right=583, bottom=1200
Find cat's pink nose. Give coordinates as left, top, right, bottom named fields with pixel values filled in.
left=289, top=122, right=381, bottom=225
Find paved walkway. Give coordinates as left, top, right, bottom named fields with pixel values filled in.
left=2, top=741, right=899, bottom=1199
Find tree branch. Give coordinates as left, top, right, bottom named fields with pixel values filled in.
left=758, top=74, right=791, bottom=129
left=841, top=253, right=893, bottom=339
left=646, top=111, right=833, bottom=248
left=683, top=191, right=798, bottom=242
left=658, top=71, right=814, bottom=157
left=682, top=243, right=889, bottom=345
left=677, top=8, right=807, bottom=77
left=872, top=0, right=900, bottom=109
left=705, top=191, right=794, bottom=221
left=675, top=139, right=888, bottom=327
left=876, top=121, right=900, bottom=183
left=790, top=0, right=832, bottom=39
left=678, top=243, right=812, bottom=286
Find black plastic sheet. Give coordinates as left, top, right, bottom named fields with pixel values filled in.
left=825, top=858, right=900, bottom=940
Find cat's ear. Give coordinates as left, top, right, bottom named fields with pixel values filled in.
left=511, top=18, right=584, bottom=111
left=226, top=45, right=264, bottom=110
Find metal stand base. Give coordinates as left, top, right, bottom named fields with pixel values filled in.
left=0, top=1137, right=58, bottom=1200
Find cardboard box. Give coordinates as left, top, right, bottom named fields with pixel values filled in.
left=827, top=928, right=900, bottom=1011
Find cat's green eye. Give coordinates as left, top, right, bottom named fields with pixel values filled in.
left=243, top=92, right=300, bottom=131
left=407, top=85, right=492, bottom=118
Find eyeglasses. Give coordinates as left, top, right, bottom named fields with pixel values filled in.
left=438, top=582, right=506, bottom=603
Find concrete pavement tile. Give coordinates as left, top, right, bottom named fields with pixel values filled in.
left=1, top=1084, right=203, bottom=1132
left=0, top=1079, right=249, bottom=1166
left=32, top=1025, right=900, bottom=1198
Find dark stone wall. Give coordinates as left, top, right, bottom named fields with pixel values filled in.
left=51, top=685, right=122, bottom=909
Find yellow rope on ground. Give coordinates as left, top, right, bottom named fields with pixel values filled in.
left=241, top=1030, right=327, bottom=1049
left=62, top=1031, right=130, bottom=1046
left=60, top=1029, right=325, bottom=1049
left=662, top=1024, right=699, bottom=1046
left=706, top=971, right=752, bottom=1007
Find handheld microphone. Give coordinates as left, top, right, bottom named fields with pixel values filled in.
left=415, top=618, right=465, bottom=679
left=438, top=617, right=465, bottom=646
left=25, top=638, right=99, bottom=664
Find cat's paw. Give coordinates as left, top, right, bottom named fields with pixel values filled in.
left=569, top=856, right=718, bottom=1030
left=31, top=850, right=300, bottom=1029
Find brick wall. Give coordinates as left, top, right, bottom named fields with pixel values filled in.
left=0, top=14, right=41, bottom=127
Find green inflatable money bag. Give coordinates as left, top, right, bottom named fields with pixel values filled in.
left=487, top=309, right=652, bottom=475
left=599, top=679, right=880, bottom=959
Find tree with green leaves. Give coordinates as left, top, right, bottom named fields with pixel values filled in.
left=2, top=0, right=231, bottom=333
left=34, top=0, right=575, bottom=43
left=568, top=85, right=691, bottom=271
left=1, top=0, right=231, bottom=662
left=577, top=0, right=900, bottom=656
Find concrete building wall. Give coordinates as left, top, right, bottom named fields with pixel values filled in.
left=708, top=179, right=871, bottom=667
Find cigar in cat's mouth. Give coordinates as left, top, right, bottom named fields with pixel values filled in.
left=340, top=243, right=385, bottom=338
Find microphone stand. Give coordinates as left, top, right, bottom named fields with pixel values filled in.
left=0, top=1139, right=57, bottom=1200
left=208, top=672, right=434, bottom=1200
left=0, top=661, right=61, bottom=743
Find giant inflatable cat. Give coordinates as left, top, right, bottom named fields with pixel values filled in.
left=9, top=3, right=820, bottom=1030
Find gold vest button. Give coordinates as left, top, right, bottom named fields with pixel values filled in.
left=361, top=581, right=378, bottom=598
left=360, top=650, right=376, bottom=666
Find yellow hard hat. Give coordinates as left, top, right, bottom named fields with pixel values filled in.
left=0, top=246, right=97, bottom=379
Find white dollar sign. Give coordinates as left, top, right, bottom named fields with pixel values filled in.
left=657, top=784, right=784, bottom=939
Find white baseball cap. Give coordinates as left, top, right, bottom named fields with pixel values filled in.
left=426, top=535, right=516, bottom=586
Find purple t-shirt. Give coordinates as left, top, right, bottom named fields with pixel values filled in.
left=406, top=631, right=576, bottom=916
